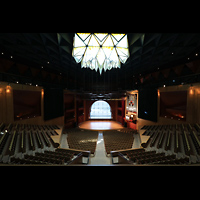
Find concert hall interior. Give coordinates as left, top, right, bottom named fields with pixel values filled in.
left=1, top=33, right=200, bottom=166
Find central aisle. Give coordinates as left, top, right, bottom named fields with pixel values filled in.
left=89, top=132, right=111, bottom=165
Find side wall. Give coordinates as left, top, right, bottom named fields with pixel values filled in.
left=0, top=81, right=64, bottom=125
left=137, top=83, right=200, bottom=129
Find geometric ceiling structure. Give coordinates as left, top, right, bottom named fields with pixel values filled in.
left=1, top=33, right=200, bottom=98
left=72, top=33, right=129, bottom=74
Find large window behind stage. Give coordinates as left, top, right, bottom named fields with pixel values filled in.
left=90, top=100, right=112, bottom=119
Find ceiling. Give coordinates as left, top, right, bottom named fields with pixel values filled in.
left=0, top=33, right=200, bottom=99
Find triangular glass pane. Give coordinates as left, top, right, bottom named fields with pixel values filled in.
left=84, top=34, right=91, bottom=45
left=90, top=59, right=97, bottom=70
left=112, top=34, right=125, bottom=42
left=108, top=48, right=120, bottom=63
left=116, top=47, right=129, bottom=57
left=99, top=67, right=103, bottom=75
left=104, top=59, right=108, bottom=71
left=102, top=46, right=113, bottom=59
left=74, top=55, right=83, bottom=63
left=81, top=59, right=87, bottom=68
left=73, top=34, right=85, bottom=47
left=118, top=55, right=128, bottom=63
left=110, top=35, right=118, bottom=45
left=72, top=47, right=86, bottom=57
left=84, top=46, right=100, bottom=61
left=77, top=33, right=91, bottom=41
left=102, top=35, right=114, bottom=47
left=97, top=48, right=106, bottom=67
left=95, top=58, right=98, bottom=72
left=88, top=34, right=100, bottom=47
left=94, top=33, right=108, bottom=42
left=116, top=35, right=128, bottom=48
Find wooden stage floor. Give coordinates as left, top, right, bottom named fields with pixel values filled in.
left=78, top=120, right=124, bottom=131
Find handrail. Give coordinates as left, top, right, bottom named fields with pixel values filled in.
left=183, top=130, right=190, bottom=152
left=36, top=131, right=42, bottom=146
left=176, top=131, right=179, bottom=149
left=9, top=130, right=16, bottom=151
left=29, top=132, right=34, bottom=148
left=166, top=131, right=171, bottom=149
left=21, top=130, right=24, bottom=149
left=192, top=131, right=200, bottom=147
left=41, top=131, right=50, bottom=146
left=150, top=131, right=159, bottom=147
left=157, top=131, right=165, bottom=148
left=0, top=132, right=6, bottom=145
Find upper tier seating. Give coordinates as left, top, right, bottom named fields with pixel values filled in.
left=141, top=123, right=200, bottom=157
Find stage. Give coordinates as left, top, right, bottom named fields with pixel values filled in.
left=78, top=120, right=124, bottom=131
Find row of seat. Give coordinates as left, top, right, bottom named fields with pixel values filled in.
left=0, top=124, right=60, bottom=159
left=1, top=148, right=86, bottom=165
left=103, top=130, right=134, bottom=155
left=0, top=122, right=60, bottom=132
left=67, top=129, right=98, bottom=155
left=141, top=123, right=200, bottom=157
left=118, top=148, right=190, bottom=165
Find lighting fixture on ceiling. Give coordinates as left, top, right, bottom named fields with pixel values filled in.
left=72, top=33, right=129, bottom=74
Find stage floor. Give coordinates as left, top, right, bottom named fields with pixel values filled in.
left=78, top=120, right=124, bottom=131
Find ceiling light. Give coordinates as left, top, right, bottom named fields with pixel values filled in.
left=10, top=56, right=13, bottom=58
left=196, top=53, right=198, bottom=56
left=1, top=52, right=4, bottom=55
left=172, top=52, right=174, bottom=55
left=72, top=33, right=129, bottom=75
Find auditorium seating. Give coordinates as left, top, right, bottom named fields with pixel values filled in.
left=111, top=148, right=190, bottom=165
left=103, top=129, right=135, bottom=155
left=0, top=122, right=89, bottom=165
left=8, top=149, right=86, bottom=165
left=66, top=129, right=98, bottom=155
left=141, top=123, right=200, bottom=158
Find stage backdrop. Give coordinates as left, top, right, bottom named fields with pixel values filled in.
left=13, top=90, right=41, bottom=121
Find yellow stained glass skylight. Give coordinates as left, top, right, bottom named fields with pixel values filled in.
left=72, top=33, right=129, bottom=74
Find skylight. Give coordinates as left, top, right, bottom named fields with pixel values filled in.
left=72, top=33, right=129, bottom=74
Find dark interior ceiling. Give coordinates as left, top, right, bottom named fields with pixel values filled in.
left=0, top=33, right=200, bottom=99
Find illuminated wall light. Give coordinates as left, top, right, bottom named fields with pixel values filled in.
left=41, top=89, right=44, bottom=96
left=0, top=88, right=2, bottom=94
left=158, top=90, right=160, bottom=97
left=6, top=85, right=11, bottom=93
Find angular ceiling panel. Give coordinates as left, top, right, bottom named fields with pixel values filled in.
left=0, top=33, right=200, bottom=93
